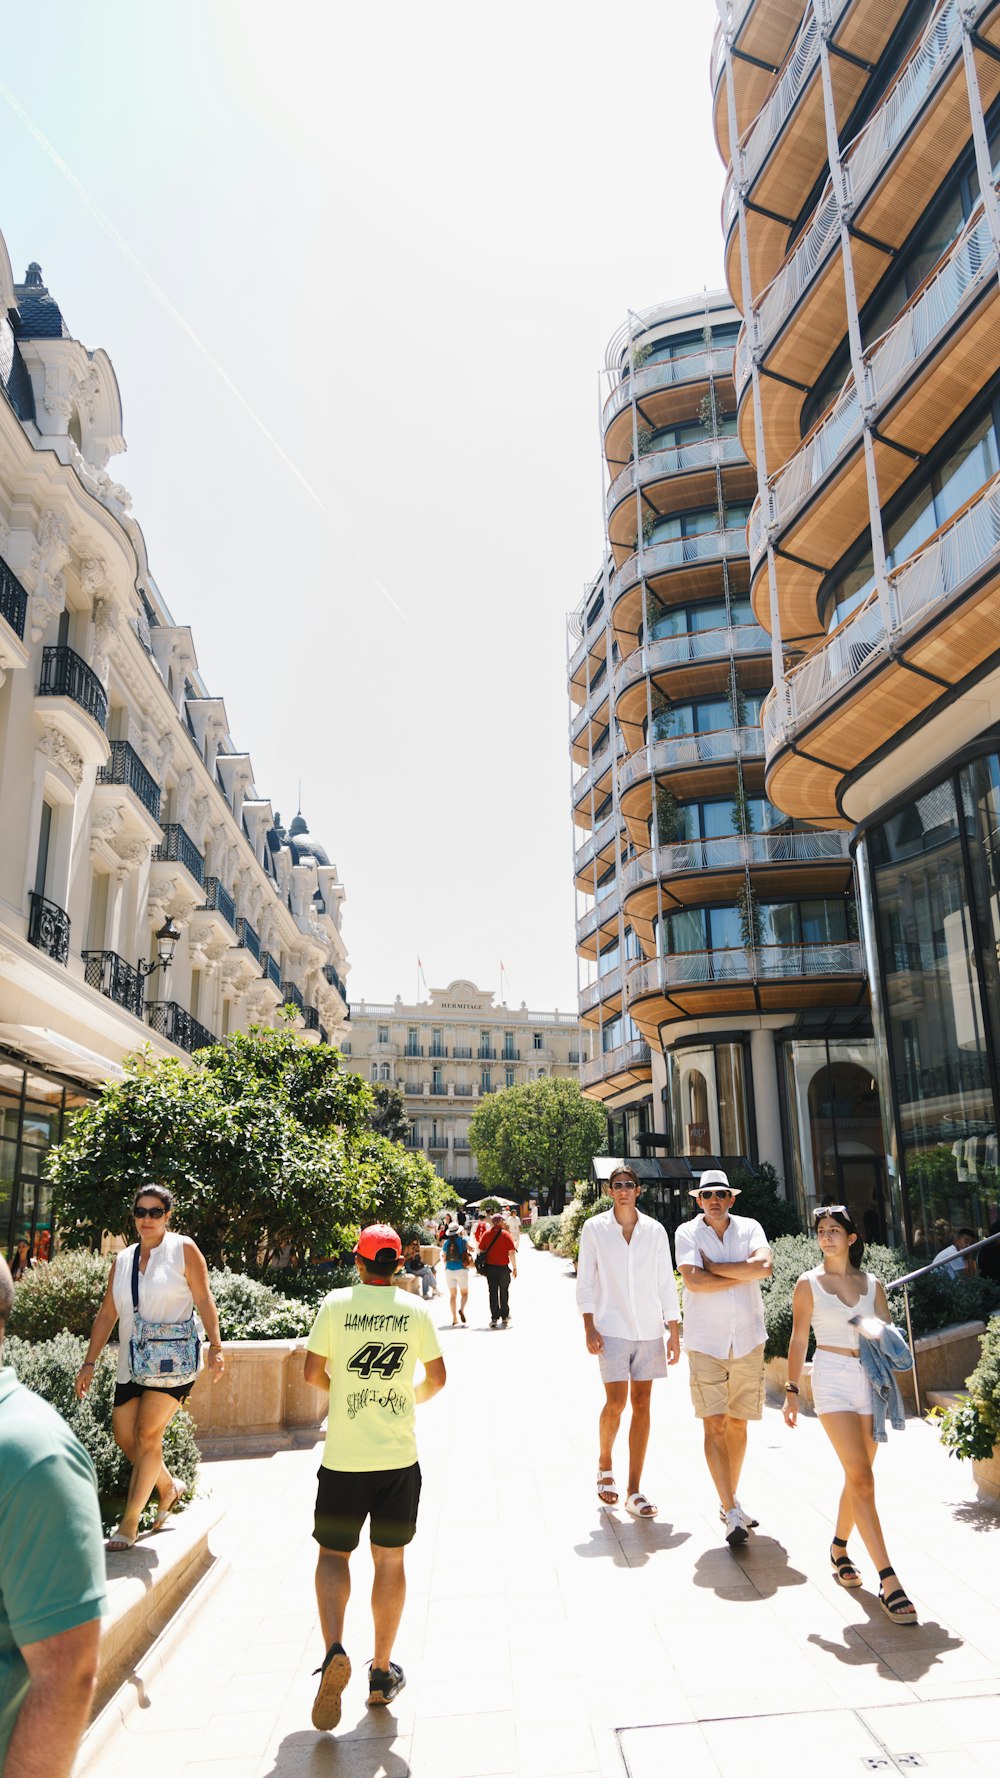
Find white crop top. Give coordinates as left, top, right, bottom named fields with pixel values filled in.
left=808, top=1270, right=876, bottom=1350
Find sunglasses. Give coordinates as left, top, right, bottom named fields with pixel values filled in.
left=610, top=1178, right=638, bottom=1189
left=813, top=1205, right=848, bottom=1220
left=699, top=1188, right=733, bottom=1201
left=134, top=1206, right=167, bottom=1220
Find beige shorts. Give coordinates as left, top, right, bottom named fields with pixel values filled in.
left=687, top=1344, right=765, bottom=1421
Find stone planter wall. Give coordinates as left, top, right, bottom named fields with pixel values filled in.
left=185, top=1340, right=325, bottom=1454
left=972, top=1446, right=1000, bottom=1502
left=764, top=1318, right=987, bottom=1415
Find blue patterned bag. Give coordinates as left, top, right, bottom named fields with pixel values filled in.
left=128, top=1246, right=201, bottom=1388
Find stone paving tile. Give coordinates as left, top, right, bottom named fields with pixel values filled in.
left=78, top=1244, right=1000, bottom=1778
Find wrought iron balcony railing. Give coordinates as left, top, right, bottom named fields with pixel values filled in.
left=453, top=1046, right=472, bottom=1059
left=153, top=824, right=205, bottom=887
left=146, top=1000, right=216, bottom=1054
left=262, top=951, right=282, bottom=988
left=199, top=876, right=236, bottom=930
left=97, top=742, right=161, bottom=820
left=38, top=646, right=107, bottom=731
left=235, top=917, right=261, bottom=960
left=302, top=1005, right=321, bottom=1032
left=27, top=891, right=70, bottom=966
left=82, top=949, right=145, bottom=1020
left=281, top=981, right=305, bottom=1013
left=0, top=557, right=28, bottom=641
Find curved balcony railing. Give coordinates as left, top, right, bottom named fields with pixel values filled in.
left=610, top=524, right=749, bottom=607
left=606, top=436, right=748, bottom=519
left=575, top=811, right=622, bottom=877
left=37, top=645, right=107, bottom=732
left=614, top=624, right=771, bottom=702
left=570, top=672, right=609, bottom=745
left=82, top=949, right=145, bottom=1020
left=147, top=1000, right=216, bottom=1054
left=722, top=1, right=840, bottom=236
left=711, top=0, right=760, bottom=90
left=573, top=736, right=625, bottom=806
left=627, top=940, right=863, bottom=999
left=621, top=829, right=852, bottom=897
left=768, top=472, right=1000, bottom=750
left=603, top=346, right=735, bottom=429
left=579, top=967, right=623, bottom=1016
left=580, top=1038, right=651, bottom=1090
left=619, top=726, right=765, bottom=796
left=749, top=200, right=998, bottom=568
left=27, top=891, right=70, bottom=966
left=576, top=887, right=619, bottom=947
left=97, top=741, right=161, bottom=821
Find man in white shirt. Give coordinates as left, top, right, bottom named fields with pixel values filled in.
left=933, top=1228, right=977, bottom=1279
left=576, top=1163, right=681, bottom=1520
left=674, top=1169, right=772, bottom=1549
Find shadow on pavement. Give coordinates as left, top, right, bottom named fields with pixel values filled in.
left=808, top=1596, right=963, bottom=1682
left=574, top=1522, right=691, bottom=1567
left=950, top=1499, right=1000, bottom=1533
left=261, top=1727, right=410, bottom=1775
left=692, top=1536, right=808, bottom=1599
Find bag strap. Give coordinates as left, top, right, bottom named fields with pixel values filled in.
left=483, top=1228, right=504, bottom=1260
left=131, top=1244, right=141, bottom=1315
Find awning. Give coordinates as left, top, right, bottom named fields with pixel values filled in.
left=0, top=1025, right=124, bottom=1087
left=591, top=1155, right=695, bottom=1186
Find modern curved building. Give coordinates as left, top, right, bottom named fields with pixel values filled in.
left=715, top=0, right=1000, bottom=1250
left=569, top=291, right=881, bottom=1222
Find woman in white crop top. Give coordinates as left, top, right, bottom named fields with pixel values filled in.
left=783, top=1206, right=917, bottom=1625
left=73, top=1182, right=225, bottom=1552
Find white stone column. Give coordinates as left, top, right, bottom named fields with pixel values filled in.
left=749, top=1026, right=784, bottom=1179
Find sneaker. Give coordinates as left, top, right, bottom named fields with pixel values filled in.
left=719, top=1499, right=758, bottom=1531
left=490, top=1319, right=498, bottom=1327
left=724, top=1506, right=748, bottom=1549
left=367, top=1660, right=406, bottom=1706
left=311, top=1642, right=351, bottom=1731
left=500, top=1318, right=508, bottom=1326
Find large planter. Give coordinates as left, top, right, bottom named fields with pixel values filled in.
left=972, top=1445, right=1000, bottom=1502
left=185, top=1339, right=325, bottom=1455
left=764, top=1319, right=988, bottom=1415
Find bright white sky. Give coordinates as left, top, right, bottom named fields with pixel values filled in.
left=0, top=1, right=727, bottom=1012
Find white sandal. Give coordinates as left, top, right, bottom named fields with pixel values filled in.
left=597, top=1469, right=618, bottom=1506
left=624, top=1492, right=657, bottom=1518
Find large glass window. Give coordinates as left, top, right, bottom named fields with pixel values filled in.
left=651, top=693, right=764, bottom=744
left=666, top=1041, right=751, bottom=1157
left=780, top=1035, right=886, bottom=1233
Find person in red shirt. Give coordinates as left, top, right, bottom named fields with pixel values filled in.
left=479, top=1213, right=517, bottom=1327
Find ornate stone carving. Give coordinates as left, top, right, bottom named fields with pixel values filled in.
left=90, top=803, right=125, bottom=849
left=29, top=511, right=70, bottom=643
left=111, top=837, right=148, bottom=871
left=43, top=364, right=74, bottom=423
left=38, top=724, right=83, bottom=786
left=72, top=366, right=100, bottom=426
left=81, top=556, right=108, bottom=599
left=91, top=586, right=119, bottom=687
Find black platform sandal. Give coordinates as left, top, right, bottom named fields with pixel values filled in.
left=877, top=1566, right=918, bottom=1625
left=830, top=1537, right=862, bottom=1588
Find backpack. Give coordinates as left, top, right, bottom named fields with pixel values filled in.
left=445, top=1233, right=464, bottom=1263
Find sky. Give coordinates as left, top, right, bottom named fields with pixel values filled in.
left=0, top=1, right=727, bottom=1013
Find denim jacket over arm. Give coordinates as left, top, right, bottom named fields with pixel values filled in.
left=856, top=1318, right=912, bottom=1442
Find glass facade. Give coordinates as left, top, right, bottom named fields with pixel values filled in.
left=666, top=1039, right=751, bottom=1158
left=860, top=747, right=1000, bottom=1256
left=779, top=1034, right=886, bottom=1237
left=0, top=1051, right=93, bottom=1260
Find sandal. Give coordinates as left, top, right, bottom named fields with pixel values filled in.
left=152, top=1476, right=185, bottom=1532
left=877, top=1567, right=918, bottom=1625
left=830, top=1538, right=862, bottom=1589
left=624, top=1492, right=657, bottom=1519
left=597, top=1469, right=618, bottom=1507
left=105, top=1529, right=136, bottom=1552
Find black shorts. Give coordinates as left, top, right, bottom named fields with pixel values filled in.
left=314, top=1462, right=422, bottom=1552
left=113, top=1379, right=193, bottom=1408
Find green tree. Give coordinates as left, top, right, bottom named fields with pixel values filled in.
left=367, top=1082, right=411, bottom=1144
left=469, top=1077, right=607, bottom=1215
left=46, top=1026, right=448, bottom=1270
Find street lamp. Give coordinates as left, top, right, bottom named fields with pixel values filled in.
left=138, top=915, right=181, bottom=979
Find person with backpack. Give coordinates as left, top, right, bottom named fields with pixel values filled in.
left=442, top=1221, right=471, bottom=1326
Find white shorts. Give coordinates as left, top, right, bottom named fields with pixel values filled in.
left=812, top=1349, right=874, bottom=1417
left=445, top=1268, right=469, bottom=1294
left=598, top=1335, right=667, bottom=1384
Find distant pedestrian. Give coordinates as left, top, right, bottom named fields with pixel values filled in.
left=576, top=1163, right=680, bottom=1518
left=784, top=1206, right=917, bottom=1624
left=473, top=1211, right=490, bottom=1246
left=675, top=1170, right=772, bottom=1548
left=504, top=1210, right=521, bottom=1248
left=933, top=1229, right=977, bottom=1279
left=75, top=1183, right=225, bottom=1550
left=8, top=1239, right=33, bottom=1282
left=304, top=1225, right=446, bottom=1729
left=0, top=1255, right=107, bottom=1777
left=402, top=1239, right=440, bottom=1300
left=442, top=1221, right=471, bottom=1326
left=480, top=1212, right=517, bottom=1327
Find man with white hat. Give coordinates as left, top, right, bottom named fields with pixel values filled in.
left=674, top=1170, right=772, bottom=1548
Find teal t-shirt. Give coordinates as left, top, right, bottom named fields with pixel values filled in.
left=0, top=1369, right=107, bottom=1768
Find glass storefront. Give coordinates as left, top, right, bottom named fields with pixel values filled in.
left=779, top=1033, right=886, bottom=1237
left=860, top=746, right=1000, bottom=1256
left=666, top=1039, right=751, bottom=1158
left=0, top=1051, right=93, bottom=1261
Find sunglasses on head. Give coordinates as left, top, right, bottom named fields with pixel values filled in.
left=699, top=1188, right=732, bottom=1200
left=813, top=1205, right=848, bottom=1220
left=134, top=1205, right=167, bottom=1220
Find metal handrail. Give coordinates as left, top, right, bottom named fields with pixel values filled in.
left=885, top=1230, right=1000, bottom=1415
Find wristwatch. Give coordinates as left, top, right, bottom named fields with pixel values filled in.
left=784, top=1382, right=800, bottom=1394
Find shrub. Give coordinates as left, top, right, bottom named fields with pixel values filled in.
left=9, top=1250, right=110, bottom=1341
left=3, top=1332, right=200, bottom=1535
left=528, top=1217, right=562, bottom=1250
left=760, top=1235, right=910, bottom=1361
left=264, top=1264, right=355, bottom=1305
left=208, top=1270, right=313, bottom=1340
left=553, top=1192, right=607, bottom=1265
left=936, top=1315, right=1000, bottom=1461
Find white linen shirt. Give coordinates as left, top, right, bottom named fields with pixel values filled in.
left=674, top=1212, right=769, bottom=1361
left=575, top=1209, right=680, bottom=1341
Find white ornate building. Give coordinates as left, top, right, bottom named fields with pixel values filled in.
left=0, top=246, right=350, bottom=1256
left=346, top=980, right=580, bottom=1189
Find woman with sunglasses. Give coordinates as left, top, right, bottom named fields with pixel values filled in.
left=783, top=1205, right=917, bottom=1624
left=74, top=1184, right=225, bottom=1550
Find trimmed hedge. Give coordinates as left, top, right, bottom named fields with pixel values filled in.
left=936, top=1315, right=1000, bottom=1461
left=9, top=1250, right=112, bottom=1341
left=528, top=1217, right=562, bottom=1250
left=4, top=1332, right=200, bottom=1535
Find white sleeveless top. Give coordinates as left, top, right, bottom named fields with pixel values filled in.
left=112, top=1232, right=194, bottom=1383
left=808, top=1269, right=876, bottom=1350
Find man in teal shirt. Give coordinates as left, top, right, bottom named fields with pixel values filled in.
left=0, top=1256, right=106, bottom=1775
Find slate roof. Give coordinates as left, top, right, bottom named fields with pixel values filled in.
left=12, top=263, right=69, bottom=340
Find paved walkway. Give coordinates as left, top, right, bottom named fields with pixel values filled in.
left=79, top=1242, right=1000, bottom=1778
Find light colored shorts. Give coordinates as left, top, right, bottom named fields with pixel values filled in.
left=687, top=1344, right=765, bottom=1421
left=445, top=1267, right=469, bottom=1294
left=812, top=1348, right=874, bottom=1417
left=598, top=1335, right=667, bottom=1384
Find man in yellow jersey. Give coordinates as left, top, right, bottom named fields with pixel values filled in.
left=304, top=1224, right=446, bottom=1731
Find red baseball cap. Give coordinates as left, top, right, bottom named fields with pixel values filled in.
left=353, top=1224, right=402, bottom=1263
